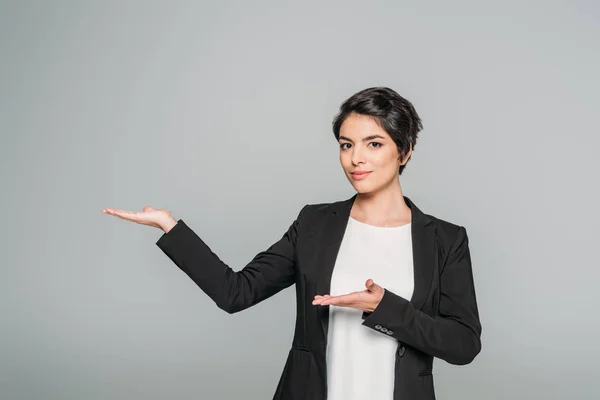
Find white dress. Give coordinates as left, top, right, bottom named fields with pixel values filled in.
left=326, top=216, right=414, bottom=400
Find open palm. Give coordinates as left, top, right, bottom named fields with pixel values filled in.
left=102, top=206, right=177, bottom=232
left=312, top=279, right=385, bottom=313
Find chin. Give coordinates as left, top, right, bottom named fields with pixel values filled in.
left=350, top=179, right=393, bottom=195
left=350, top=182, right=375, bottom=194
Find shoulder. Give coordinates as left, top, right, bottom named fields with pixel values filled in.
left=292, top=200, right=347, bottom=234
left=298, top=199, right=347, bottom=219
left=428, top=214, right=465, bottom=238
left=404, top=195, right=467, bottom=243
left=425, top=213, right=470, bottom=260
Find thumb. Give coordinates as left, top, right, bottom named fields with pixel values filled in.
left=143, top=206, right=154, bottom=212
left=365, top=279, right=381, bottom=292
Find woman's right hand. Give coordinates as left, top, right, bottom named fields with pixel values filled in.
left=102, top=206, right=178, bottom=233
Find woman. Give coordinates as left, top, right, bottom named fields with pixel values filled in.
left=103, top=87, right=482, bottom=399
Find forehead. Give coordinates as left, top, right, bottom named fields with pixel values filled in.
left=339, top=113, right=391, bottom=140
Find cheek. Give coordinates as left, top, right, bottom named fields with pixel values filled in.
left=373, top=153, right=400, bottom=175
left=371, top=152, right=394, bottom=168
left=339, top=153, right=350, bottom=168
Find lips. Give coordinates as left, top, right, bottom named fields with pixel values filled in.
left=351, top=171, right=372, bottom=179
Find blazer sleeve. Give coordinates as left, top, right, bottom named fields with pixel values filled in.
left=361, top=226, right=482, bottom=365
left=155, top=204, right=308, bottom=314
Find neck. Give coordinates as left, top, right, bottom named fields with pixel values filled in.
left=353, top=179, right=411, bottom=222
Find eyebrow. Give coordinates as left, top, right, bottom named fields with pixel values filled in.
left=338, top=134, right=386, bottom=143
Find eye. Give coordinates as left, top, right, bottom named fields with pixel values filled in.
left=339, top=143, right=351, bottom=150
left=369, top=142, right=383, bottom=148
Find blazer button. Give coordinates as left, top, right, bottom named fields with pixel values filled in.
left=375, top=325, right=382, bottom=330
left=397, top=345, right=406, bottom=357
left=381, top=327, right=388, bottom=333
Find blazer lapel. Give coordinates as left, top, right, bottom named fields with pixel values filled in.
left=405, top=197, right=437, bottom=311
left=315, top=195, right=355, bottom=338
left=315, top=194, right=437, bottom=339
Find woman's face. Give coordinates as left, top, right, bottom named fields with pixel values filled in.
left=338, top=113, right=410, bottom=195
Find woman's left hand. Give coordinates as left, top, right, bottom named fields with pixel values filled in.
left=312, top=279, right=385, bottom=312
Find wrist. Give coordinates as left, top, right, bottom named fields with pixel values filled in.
left=161, top=217, right=178, bottom=233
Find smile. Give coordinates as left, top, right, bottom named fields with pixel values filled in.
left=350, top=171, right=372, bottom=180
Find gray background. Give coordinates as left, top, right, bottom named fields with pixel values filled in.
left=1, top=0, right=598, bottom=399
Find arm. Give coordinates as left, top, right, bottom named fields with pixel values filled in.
left=156, top=205, right=308, bottom=314
left=361, top=226, right=482, bottom=365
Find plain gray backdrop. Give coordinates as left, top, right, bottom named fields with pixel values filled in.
left=1, top=0, right=598, bottom=399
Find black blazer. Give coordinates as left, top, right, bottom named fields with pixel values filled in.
left=156, top=195, right=482, bottom=400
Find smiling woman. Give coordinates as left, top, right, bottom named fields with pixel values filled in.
left=103, top=87, right=482, bottom=400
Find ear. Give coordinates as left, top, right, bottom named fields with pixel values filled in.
left=398, top=143, right=413, bottom=165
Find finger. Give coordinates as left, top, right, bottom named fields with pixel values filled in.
left=143, top=206, right=154, bottom=212
left=112, top=213, right=139, bottom=223
left=110, top=209, right=142, bottom=222
left=104, top=208, right=126, bottom=215
left=320, top=298, right=353, bottom=307
left=312, top=293, right=332, bottom=305
left=320, top=293, right=356, bottom=306
left=114, top=210, right=137, bottom=218
left=365, top=279, right=382, bottom=293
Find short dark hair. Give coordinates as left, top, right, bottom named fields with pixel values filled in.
left=332, top=87, right=423, bottom=175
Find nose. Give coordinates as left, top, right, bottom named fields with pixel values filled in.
left=351, top=147, right=365, bottom=165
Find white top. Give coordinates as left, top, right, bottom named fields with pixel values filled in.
left=326, top=216, right=414, bottom=400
